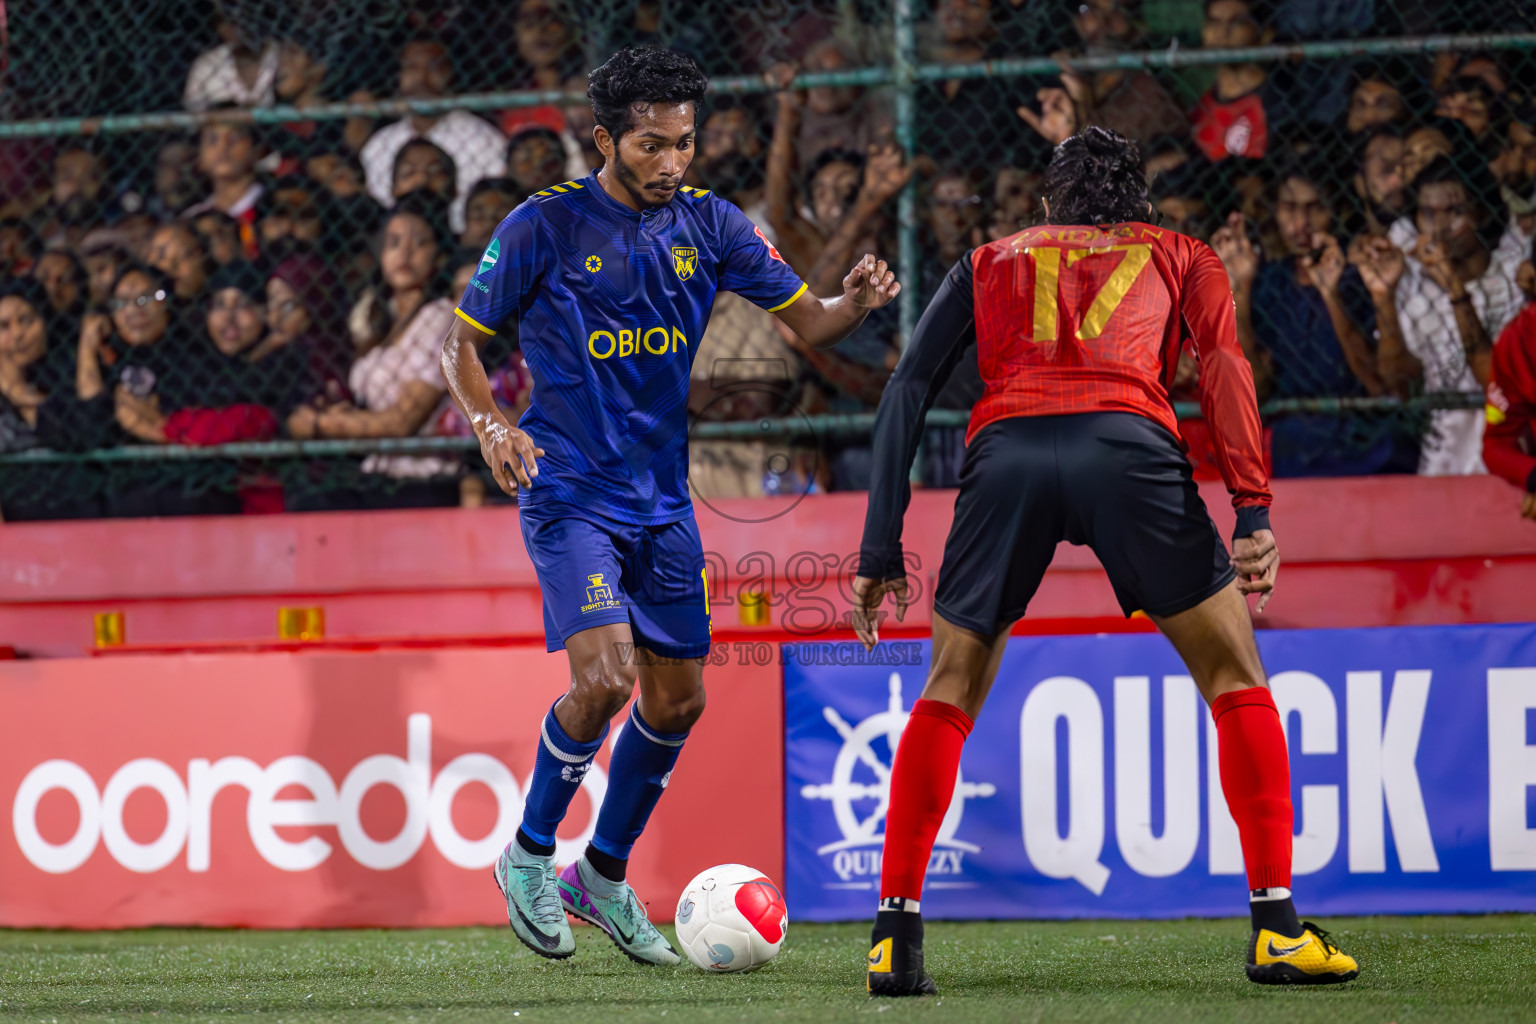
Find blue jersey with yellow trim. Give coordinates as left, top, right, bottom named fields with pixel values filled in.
left=455, top=171, right=806, bottom=525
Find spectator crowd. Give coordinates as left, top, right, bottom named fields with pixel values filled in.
left=1, top=0, right=1535, bottom=520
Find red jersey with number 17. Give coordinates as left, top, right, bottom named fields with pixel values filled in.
left=968, top=221, right=1271, bottom=513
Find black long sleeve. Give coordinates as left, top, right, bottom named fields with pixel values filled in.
left=857, top=254, right=977, bottom=580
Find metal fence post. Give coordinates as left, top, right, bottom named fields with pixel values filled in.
left=892, top=0, right=925, bottom=485
left=893, top=0, right=920, bottom=351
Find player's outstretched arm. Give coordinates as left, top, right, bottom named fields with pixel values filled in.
left=772, top=254, right=901, bottom=349
left=440, top=316, right=544, bottom=494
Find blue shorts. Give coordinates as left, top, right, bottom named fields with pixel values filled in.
left=519, top=510, right=712, bottom=659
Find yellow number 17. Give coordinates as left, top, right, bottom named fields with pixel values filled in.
left=1025, top=243, right=1152, bottom=343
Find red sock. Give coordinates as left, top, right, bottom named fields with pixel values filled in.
left=879, top=699, right=975, bottom=902
left=1212, top=686, right=1293, bottom=892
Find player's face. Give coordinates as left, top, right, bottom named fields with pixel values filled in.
left=605, top=102, right=697, bottom=209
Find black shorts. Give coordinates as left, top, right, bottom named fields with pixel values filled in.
left=932, top=412, right=1235, bottom=635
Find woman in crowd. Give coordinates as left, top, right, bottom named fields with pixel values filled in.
left=392, top=138, right=457, bottom=206
left=263, top=252, right=352, bottom=406
left=289, top=190, right=458, bottom=508
left=0, top=278, right=97, bottom=519
left=61, top=263, right=239, bottom=516
left=153, top=261, right=319, bottom=449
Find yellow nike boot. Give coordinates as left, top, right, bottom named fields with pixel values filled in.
left=1246, top=921, right=1360, bottom=985
left=867, top=898, right=938, bottom=997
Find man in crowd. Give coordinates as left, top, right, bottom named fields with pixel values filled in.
left=793, top=39, right=893, bottom=168
left=1234, top=163, right=1418, bottom=475
left=182, top=109, right=266, bottom=259
left=1344, top=127, right=1407, bottom=238
left=1351, top=155, right=1525, bottom=474
left=1190, top=0, right=1275, bottom=161
left=1018, top=0, right=1187, bottom=150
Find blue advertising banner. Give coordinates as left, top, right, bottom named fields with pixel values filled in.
left=782, top=625, right=1536, bottom=921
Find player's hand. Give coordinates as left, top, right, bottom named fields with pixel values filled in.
left=851, top=574, right=910, bottom=651
left=475, top=411, right=544, bottom=495
left=844, top=254, right=901, bottom=310
left=1521, top=491, right=1536, bottom=521
left=1232, top=528, right=1279, bottom=613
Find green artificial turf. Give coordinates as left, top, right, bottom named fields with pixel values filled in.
left=0, top=916, right=1532, bottom=1023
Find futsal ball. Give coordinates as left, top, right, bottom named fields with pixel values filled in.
left=674, top=864, right=788, bottom=972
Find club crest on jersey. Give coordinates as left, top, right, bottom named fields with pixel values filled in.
left=672, top=246, right=698, bottom=282
left=477, top=238, right=500, bottom=277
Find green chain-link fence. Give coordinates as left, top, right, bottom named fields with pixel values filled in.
left=1, top=0, right=1531, bottom=517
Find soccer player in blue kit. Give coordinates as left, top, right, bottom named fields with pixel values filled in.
left=440, top=46, right=901, bottom=965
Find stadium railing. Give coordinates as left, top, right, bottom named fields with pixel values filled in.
left=0, top=2, right=1526, bottom=505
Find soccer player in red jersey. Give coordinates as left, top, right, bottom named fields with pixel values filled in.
left=1483, top=239, right=1536, bottom=520
left=852, top=128, right=1359, bottom=996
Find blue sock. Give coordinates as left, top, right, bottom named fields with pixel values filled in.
left=590, top=702, right=688, bottom=860
left=520, top=701, right=609, bottom=848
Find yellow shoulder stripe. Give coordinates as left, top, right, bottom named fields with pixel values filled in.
left=549, top=185, right=568, bottom=193
left=766, top=281, right=808, bottom=313
left=455, top=306, right=496, bottom=335
left=564, top=179, right=584, bottom=189
left=535, top=190, right=553, bottom=197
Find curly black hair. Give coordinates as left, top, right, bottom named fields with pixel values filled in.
left=1043, top=127, right=1150, bottom=226
left=587, top=46, right=709, bottom=141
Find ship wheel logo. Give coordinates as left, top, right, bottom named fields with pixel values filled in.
left=800, top=672, right=996, bottom=857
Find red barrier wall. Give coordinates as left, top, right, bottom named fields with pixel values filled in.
left=1, top=475, right=1532, bottom=657
left=0, top=644, right=781, bottom=929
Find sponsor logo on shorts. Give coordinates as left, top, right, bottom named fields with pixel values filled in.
left=581, top=573, right=622, bottom=615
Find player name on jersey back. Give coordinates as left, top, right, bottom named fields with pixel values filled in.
left=968, top=221, right=1217, bottom=444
